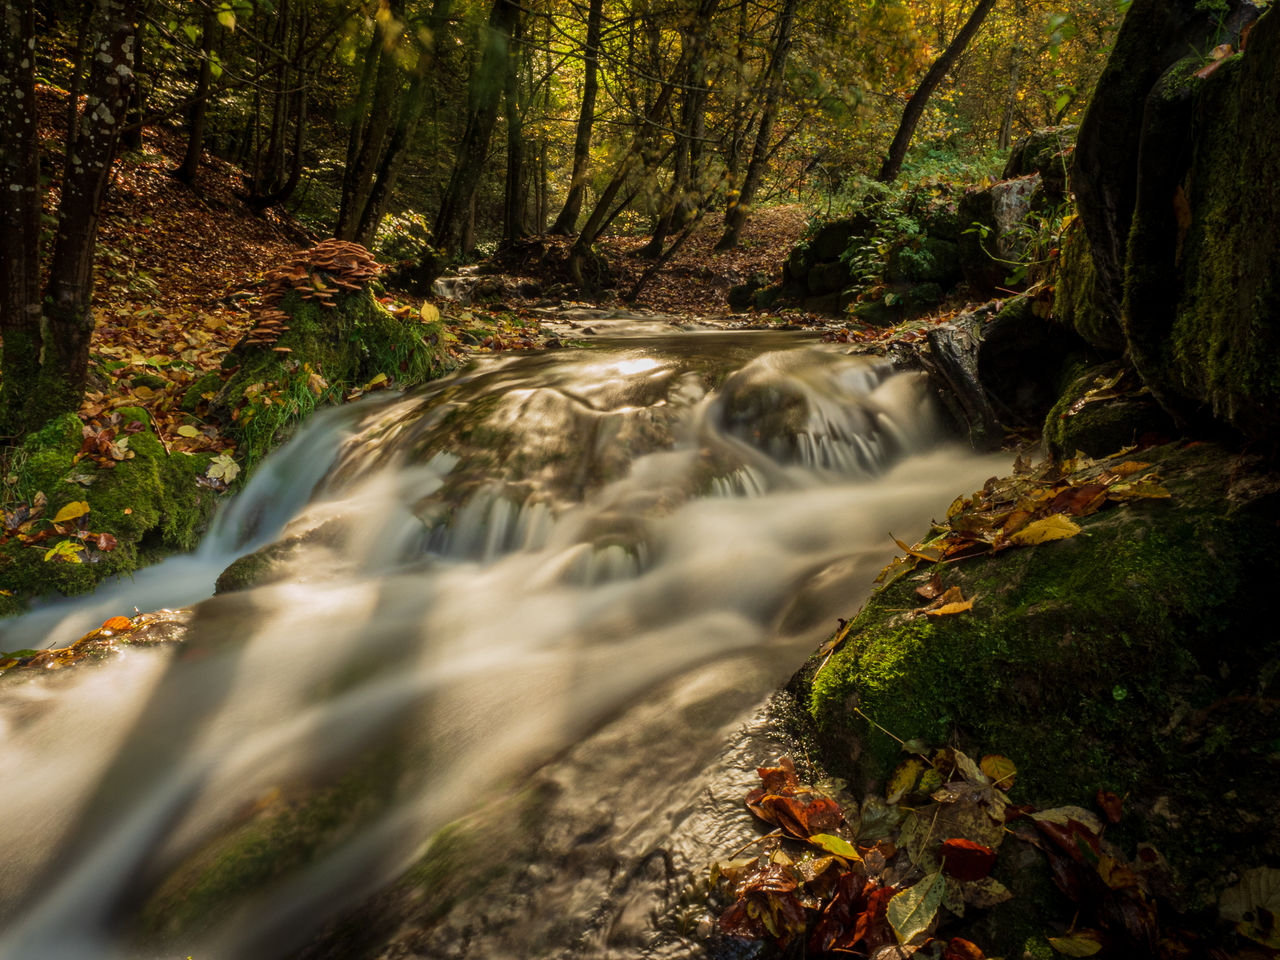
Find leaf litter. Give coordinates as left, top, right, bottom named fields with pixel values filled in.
left=711, top=735, right=1252, bottom=958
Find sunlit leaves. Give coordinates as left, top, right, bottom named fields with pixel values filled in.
left=207, top=452, right=240, bottom=484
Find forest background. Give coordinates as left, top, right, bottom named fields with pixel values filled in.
left=2, top=0, right=1125, bottom=438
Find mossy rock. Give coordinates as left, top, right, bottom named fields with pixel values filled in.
left=0, top=407, right=218, bottom=612
left=1002, top=126, right=1075, bottom=197
left=957, top=188, right=1003, bottom=295
left=806, top=259, right=852, bottom=296
left=1053, top=217, right=1123, bottom=353
left=798, top=440, right=1280, bottom=922
left=886, top=237, right=961, bottom=286
left=201, top=287, right=452, bottom=472
left=809, top=219, right=857, bottom=262
left=1044, top=360, right=1178, bottom=458
left=1124, top=10, right=1280, bottom=443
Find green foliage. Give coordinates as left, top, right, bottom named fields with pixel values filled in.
left=373, top=210, right=434, bottom=263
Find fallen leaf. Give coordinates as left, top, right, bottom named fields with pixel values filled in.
left=925, top=597, right=974, bottom=617
left=1096, top=789, right=1122, bottom=824
left=980, top=755, right=1016, bottom=791
left=101, top=616, right=132, bottom=630
left=809, top=833, right=863, bottom=860
left=1047, top=931, right=1104, bottom=956
left=51, top=501, right=91, bottom=524
left=940, top=838, right=997, bottom=881
left=888, top=870, right=945, bottom=945
left=177, top=425, right=201, bottom=438
left=1009, top=514, right=1081, bottom=546
left=893, top=535, right=942, bottom=563
left=943, top=937, right=985, bottom=959
left=1221, top=867, right=1280, bottom=948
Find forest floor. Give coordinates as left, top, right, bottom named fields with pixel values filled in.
left=45, top=100, right=820, bottom=463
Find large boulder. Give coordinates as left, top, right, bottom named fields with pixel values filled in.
left=1071, top=0, right=1258, bottom=324
left=796, top=440, right=1280, bottom=944
left=1123, top=9, right=1280, bottom=441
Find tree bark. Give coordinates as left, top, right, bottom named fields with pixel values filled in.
left=548, top=0, right=603, bottom=235
left=40, top=0, right=138, bottom=425
left=716, top=0, right=796, bottom=250
left=430, top=0, right=522, bottom=257
left=0, top=0, right=43, bottom=435
left=175, top=5, right=216, bottom=184
left=877, top=0, right=999, bottom=183
left=502, top=13, right=527, bottom=240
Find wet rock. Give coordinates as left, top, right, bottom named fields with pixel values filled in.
left=795, top=439, right=1280, bottom=944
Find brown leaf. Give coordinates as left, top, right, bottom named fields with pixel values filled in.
left=943, top=937, right=985, bottom=960
left=940, top=838, right=998, bottom=881
left=915, top=572, right=944, bottom=601
left=1096, top=789, right=1123, bottom=824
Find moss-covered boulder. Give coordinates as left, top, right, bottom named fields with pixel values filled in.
left=886, top=236, right=961, bottom=286
left=0, top=407, right=218, bottom=615
left=1044, top=360, right=1178, bottom=458
left=1052, top=216, right=1122, bottom=353
left=188, top=243, right=453, bottom=471
left=1002, top=126, right=1075, bottom=198
left=797, top=441, right=1280, bottom=923
left=1122, top=9, right=1280, bottom=442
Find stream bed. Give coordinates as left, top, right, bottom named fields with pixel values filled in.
left=0, top=321, right=1008, bottom=959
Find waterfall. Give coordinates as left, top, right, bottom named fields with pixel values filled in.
left=0, top=330, right=1008, bottom=960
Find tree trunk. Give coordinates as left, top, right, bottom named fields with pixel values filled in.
left=40, top=0, right=138, bottom=425
left=351, top=0, right=454, bottom=246
left=430, top=0, right=522, bottom=257
left=716, top=0, right=796, bottom=250
left=548, top=0, right=603, bottom=235
left=877, top=0, right=999, bottom=183
left=336, top=12, right=403, bottom=239
left=569, top=0, right=722, bottom=283
left=0, top=0, right=43, bottom=435
left=175, top=5, right=216, bottom=184
left=121, top=13, right=144, bottom=151
left=502, top=13, right=527, bottom=241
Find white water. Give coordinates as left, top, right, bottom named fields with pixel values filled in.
left=0, top=331, right=1007, bottom=960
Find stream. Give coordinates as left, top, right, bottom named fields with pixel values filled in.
left=0, top=318, right=1008, bottom=959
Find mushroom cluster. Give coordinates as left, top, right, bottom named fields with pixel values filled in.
left=243, top=240, right=383, bottom=351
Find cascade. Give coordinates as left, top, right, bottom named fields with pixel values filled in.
left=0, top=327, right=1008, bottom=959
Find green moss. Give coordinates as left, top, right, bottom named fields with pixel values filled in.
left=137, top=743, right=404, bottom=945
left=209, top=288, right=452, bottom=472
left=0, top=408, right=217, bottom=609
left=801, top=442, right=1280, bottom=911
left=1121, top=14, right=1280, bottom=440
left=1043, top=361, right=1176, bottom=458
left=1054, top=217, right=1122, bottom=353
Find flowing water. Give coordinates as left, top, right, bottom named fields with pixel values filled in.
left=0, top=321, right=1007, bottom=960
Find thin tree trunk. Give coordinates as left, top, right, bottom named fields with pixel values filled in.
left=502, top=13, right=527, bottom=240
left=431, top=0, right=522, bottom=257
left=41, top=0, right=138, bottom=423
left=877, top=0, right=999, bottom=183
left=175, top=5, right=216, bottom=184
left=0, top=0, right=43, bottom=435
left=352, top=0, right=454, bottom=246
left=548, top=0, right=603, bottom=235
left=121, top=13, right=144, bottom=150
left=716, top=0, right=796, bottom=250
left=568, top=0, right=722, bottom=284
left=336, top=10, right=403, bottom=239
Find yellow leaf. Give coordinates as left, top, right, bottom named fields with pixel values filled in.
left=365, top=372, right=389, bottom=390
left=887, top=756, right=929, bottom=804
left=52, top=501, right=91, bottom=524
left=176, top=425, right=201, bottom=438
left=1008, top=514, right=1081, bottom=546
left=893, top=535, right=941, bottom=562
left=980, top=754, right=1017, bottom=790
left=419, top=301, right=440, bottom=324
left=133, top=385, right=155, bottom=400
left=926, top=598, right=974, bottom=616
left=1047, top=933, right=1103, bottom=956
